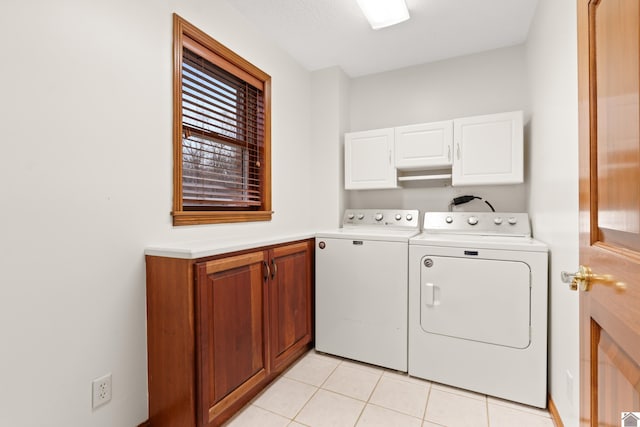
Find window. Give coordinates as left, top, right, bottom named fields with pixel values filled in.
left=172, top=14, right=271, bottom=225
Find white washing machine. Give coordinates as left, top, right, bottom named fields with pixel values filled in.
left=316, top=209, right=420, bottom=371
left=409, top=212, right=548, bottom=408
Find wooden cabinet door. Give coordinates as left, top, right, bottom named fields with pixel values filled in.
left=395, top=121, right=453, bottom=170
left=268, top=241, right=313, bottom=371
left=345, top=128, right=397, bottom=189
left=195, top=251, right=269, bottom=426
left=452, top=111, right=523, bottom=186
left=577, top=0, right=640, bottom=425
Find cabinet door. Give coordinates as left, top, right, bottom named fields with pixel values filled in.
left=195, top=251, right=268, bottom=426
left=268, top=241, right=313, bottom=371
left=452, top=111, right=523, bottom=186
left=395, top=121, right=453, bottom=170
left=345, top=128, right=397, bottom=189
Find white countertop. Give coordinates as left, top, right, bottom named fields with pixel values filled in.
left=144, top=232, right=316, bottom=259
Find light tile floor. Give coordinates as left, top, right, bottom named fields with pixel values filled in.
left=224, top=350, right=555, bottom=427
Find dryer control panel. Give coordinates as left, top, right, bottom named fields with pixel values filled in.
left=423, top=212, right=531, bottom=237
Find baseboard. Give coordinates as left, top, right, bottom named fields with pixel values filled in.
left=548, top=395, right=564, bottom=427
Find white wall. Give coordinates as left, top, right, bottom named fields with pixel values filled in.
left=526, top=0, right=580, bottom=426
left=0, top=0, right=313, bottom=426
left=346, top=45, right=529, bottom=213
left=310, top=67, right=350, bottom=230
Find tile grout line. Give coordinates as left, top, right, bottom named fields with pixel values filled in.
left=359, top=366, right=430, bottom=424
left=351, top=368, right=385, bottom=427
left=316, top=357, right=382, bottom=427
left=487, top=397, right=553, bottom=418
left=247, top=350, right=326, bottom=424
left=285, top=383, right=319, bottom=424
left=287, top=351, right=343, bottom=424
left=422, top=381, right=432, bottom=424
left=320, top=355, right=433, bottom=424
left=364, top=401, right=426, bottom=424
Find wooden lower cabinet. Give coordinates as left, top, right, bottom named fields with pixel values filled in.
left=268, top=242, right=314, bottom=372
left=195, top=251, right=269, bottom=426
left=145, top=239, right=314, bottom=427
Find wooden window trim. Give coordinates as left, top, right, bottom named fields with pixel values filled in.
left=172, top=13, right=272, bottom=226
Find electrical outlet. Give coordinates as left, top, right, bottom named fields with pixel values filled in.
left=92, top=373, right=112, bottom=409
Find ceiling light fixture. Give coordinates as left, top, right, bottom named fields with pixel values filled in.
left=356, top=0, right=410, bottom=30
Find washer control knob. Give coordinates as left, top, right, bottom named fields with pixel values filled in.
left=406, top=214, right=413, bottom=221
left=508, top=217, right=517, bottom=225
left=375, top=213, right=384, bottom=221
left=357, top=213, right=365, bottom=220
left=347, top=213, right=355, bottom=220
left=445, top=216, right=453, bottom=224
left=494, top=217, right=503, bottom=225
left=467, top=216, right=479, bottom=226
left=395, top=214, right=402, bottom=221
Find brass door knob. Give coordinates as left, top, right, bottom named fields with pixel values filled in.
left=561, top=265, right=626, bottom=292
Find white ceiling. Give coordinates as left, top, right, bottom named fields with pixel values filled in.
left=226, top=0, right=539, bottom=77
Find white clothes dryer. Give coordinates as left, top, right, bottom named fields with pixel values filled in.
left=409, top=212, right=548, bottom=408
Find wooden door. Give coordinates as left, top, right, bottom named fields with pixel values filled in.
left=577, top=0, right=640, bottom=425
left=268, top=241, right=313, bottom=372
left=195, top=251, right=269, bottom=426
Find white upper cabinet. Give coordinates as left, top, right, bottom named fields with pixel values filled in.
left=395, top=121, right=453, bottom=170
left=452, top=111, right=523, bottom=186
left=345, top=128, right=397, bottom=190
left=343, top=111, right=524, bottom=189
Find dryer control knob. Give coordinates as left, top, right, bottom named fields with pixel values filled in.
left=395, top=214, right=402, bottom=221
left=494, top=217, right=503, bottom=225
left=347, top=213, right=355, bottom=220
left=508, top=217, right=517, bottom=225
left=468, top=216, right=479, bottom=225
left=375, top=213, right=384, bottom=221
left=445, top=216, right=453, bottom=224
left=357, top=213, right=365, bottom=220
left=406, top=214, right=413, bottom=221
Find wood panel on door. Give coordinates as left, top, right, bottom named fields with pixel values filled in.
left=196, top=251, right=268, bottom=426
left=578, top=0, right=640, bottom=426
left=269, top=241, right=313, bottom=371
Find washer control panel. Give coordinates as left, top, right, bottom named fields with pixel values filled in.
left=343, top=209, right=419, bottom=229
left=423, top=212, right=531, bottom=237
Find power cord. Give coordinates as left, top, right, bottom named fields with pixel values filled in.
left=449, top=195, right=496, bottom=212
